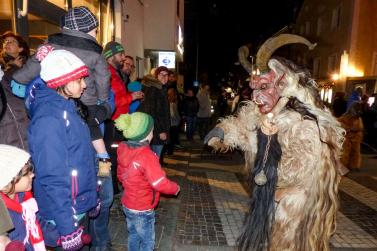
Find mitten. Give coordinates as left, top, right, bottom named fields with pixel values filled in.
left=88, top=199, right=101, bottom=218
left=60, top=227, right=91, bottom=251
left=5, top=240, right=25, bottom=251
left=204, top=127, right=224, bottom=145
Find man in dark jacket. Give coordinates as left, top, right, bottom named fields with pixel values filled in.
left=138, top=67, right=171, bottom=158
left=181, top=88, right=199, bottom=140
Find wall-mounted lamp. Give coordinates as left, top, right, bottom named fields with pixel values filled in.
left=18, top=0, right=28, bottom=18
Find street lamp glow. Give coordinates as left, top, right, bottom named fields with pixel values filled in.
left=332, top=73, right=339, bottom=81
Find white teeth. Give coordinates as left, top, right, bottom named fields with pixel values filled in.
left=254, top=99, right=264, bottom=105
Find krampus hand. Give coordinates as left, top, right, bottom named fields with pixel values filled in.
left=204, top=127, right=224, bottom=146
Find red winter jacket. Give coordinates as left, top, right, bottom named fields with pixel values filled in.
left=117, top=141, right=179, bottom=210
left=108, top=64, right=133, bottom=120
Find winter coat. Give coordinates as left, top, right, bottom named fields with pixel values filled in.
left=138, top=76, right=170, bottom=145
left=196, top=90, right=211, bottom=118
left=0, top=68, right=29, bottom=150
left=0, top=196, right=13, bottom=235
left=108, top=64, right=133, bottom=120
left=181, top=96, right=199, bottom=117
left=1, top=192, right=45, bottom=251
left=28, top=82, right=97, bottom=236
left=117, top=141, right=179, bottom=211
left=12, top=29, right=110, bottom=109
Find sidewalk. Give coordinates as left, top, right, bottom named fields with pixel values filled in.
left=108, top=136, right=377, bottom=251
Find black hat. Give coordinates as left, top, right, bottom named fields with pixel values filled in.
left=103, top=41, right=125, bottom=59
left=62, top=6, right=99, bottom=33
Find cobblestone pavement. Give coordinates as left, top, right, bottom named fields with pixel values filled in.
left=108, top=138, right=377, bottom=251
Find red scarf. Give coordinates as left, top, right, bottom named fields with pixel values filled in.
left=1, top=191, right=46, bottom=251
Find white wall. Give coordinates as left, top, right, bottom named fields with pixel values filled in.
left=121, top=0, right=144, bottom=59
left=144, top=0, right=176, bottom=51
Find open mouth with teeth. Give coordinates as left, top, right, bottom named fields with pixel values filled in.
left=253, top=99, right=264, bottom=106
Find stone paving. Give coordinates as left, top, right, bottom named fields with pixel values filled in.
left=108, top=137, right=377, bottom=251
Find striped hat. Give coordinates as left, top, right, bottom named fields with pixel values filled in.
left=39, top=49, right=89, bottom=88
left=103, top=41, right=125, bottom=59
left=62, top=6, right=99, bottom=33
left=0, top=144, right=30, bottom=189
left=114, top=112, right=154, bottom=141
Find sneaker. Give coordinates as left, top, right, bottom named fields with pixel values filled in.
left=174, top=144, right=184, bottom=149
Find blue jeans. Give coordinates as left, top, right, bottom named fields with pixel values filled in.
left=186, top=116, right=196, bottom=140
left=150, top=144, right=163, bottom=158
left=122, top=207, right=155, bottom=251
left=89, top=175, right=114, bottom=250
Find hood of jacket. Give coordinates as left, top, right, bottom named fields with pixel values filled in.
left=142, top=75, right=163, bottom=90
left=117, top=140, right=150, bottom=167
left=27, top=78, right=77, bottom=118
left=48, top=29, right=102, bottom=54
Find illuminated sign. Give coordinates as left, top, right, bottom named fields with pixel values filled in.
left=158, top=51, right=176, bottom=68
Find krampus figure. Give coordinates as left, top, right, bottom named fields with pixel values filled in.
left=205, top=34, right=345, bottom=251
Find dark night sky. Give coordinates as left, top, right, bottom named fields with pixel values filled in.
left=184, top=0, right=303, bottom=87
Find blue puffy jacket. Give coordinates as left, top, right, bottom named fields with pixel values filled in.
left=27, top=80, right=97, bottom=235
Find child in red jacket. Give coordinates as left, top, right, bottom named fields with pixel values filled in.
left=115, top=112, right=180, bottom=251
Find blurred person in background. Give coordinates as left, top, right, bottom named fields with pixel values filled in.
left=181, top=88, right=199, bottom=141
left=338, top=102, right=364, bottom=171
left=166, top=88, right=182, bottom=155
left=0, top=33, right=29, bottom=150
left=332, top=91, right=347, bottom=117
left=0, top=31, right=30, bottom=77
left=196, top=83, right=211, bottom=140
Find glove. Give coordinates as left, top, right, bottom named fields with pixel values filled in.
left=98, top=159, right=111, bottom=177
left=204, top=127, right=224, bottom=145
left=88, top=199, right=101, bottom=218
left=60, top=227, right=91, bottom=251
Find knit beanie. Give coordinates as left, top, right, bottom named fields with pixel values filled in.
left=103, top=41, right=125, bottom=59
left=114, top=112, right=154, bottom=141
left=0, top=145, right=31, bottom=189
left=38, top=48, right=89, bottom=88
left=62, top=6, right=99, bottom=33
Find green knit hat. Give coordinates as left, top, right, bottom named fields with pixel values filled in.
left=103, top=41, right=125, bottom=59
left=114, top=112, right=154, bottom=141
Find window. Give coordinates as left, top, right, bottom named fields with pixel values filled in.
left=313, top=58, right=321, bottom=78
left=305, top=21, right=310, bottom=35
left=300, top=25, right=305, bottom=35
left=331, top=6, right=341, bottom=30
left=316, top=17, right=322, bottom=36
left=328, top=54, right=339, bottom=73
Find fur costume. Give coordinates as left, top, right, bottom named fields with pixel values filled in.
left=338, top=102, right=363, bottom=169
left=206, top=34, right=345, bottom=251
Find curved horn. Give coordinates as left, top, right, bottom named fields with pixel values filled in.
left=256, top=34, right=317, bottom=73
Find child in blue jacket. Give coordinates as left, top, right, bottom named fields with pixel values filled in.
left=27, top=48, right=97, bottom=251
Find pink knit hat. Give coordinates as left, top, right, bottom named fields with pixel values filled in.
left=37, top=46, right=89, bottom=88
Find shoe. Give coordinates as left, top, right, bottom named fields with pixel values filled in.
left=174, top=144, right=184, bottom=149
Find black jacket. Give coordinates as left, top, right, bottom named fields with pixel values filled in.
left=182, top=96, right=199, bottom=117
left=138, top=76, right=170, bottom=145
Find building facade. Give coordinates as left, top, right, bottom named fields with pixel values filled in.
left=118, top=0, right=184, bottom=79
left=1, top=0, right=184, bottom=81
left=294, top=0, right=377, bottom=100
